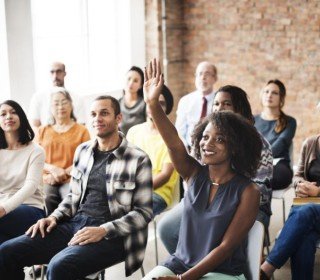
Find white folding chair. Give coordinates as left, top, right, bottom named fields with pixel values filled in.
left=247, top=220, right=264, bottom=280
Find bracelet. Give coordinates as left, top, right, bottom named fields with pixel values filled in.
left=176, top=275, right=182, bottom=280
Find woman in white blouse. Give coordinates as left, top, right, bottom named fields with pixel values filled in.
left=0, top=100, right=45, bottom=244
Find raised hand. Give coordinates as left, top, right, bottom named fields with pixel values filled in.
left=143, top=58, right=164, bottom=104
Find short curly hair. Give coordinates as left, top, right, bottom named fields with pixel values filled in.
left=191, top=111, right=262, bottom=178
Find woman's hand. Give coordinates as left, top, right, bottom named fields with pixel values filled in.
left=143, top=58, right=164, bottom=104
left=43, top=173, right=59, bottom=185
left=296, top=181, right=320, bottom=197
left=49, top=166, right=68, bottom=183
left=156, top=277, right=179, bottom=280
left=0, top=206, right=6, bottom=218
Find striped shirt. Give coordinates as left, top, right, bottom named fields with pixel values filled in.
left=51, top=134, right=153, bottom=276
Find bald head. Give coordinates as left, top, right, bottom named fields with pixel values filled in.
left=50, top=62, right=66, bottom=87
left=195, top=61, right=217, bottom=95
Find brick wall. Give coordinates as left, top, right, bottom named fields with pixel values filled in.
left=145, top=0, right=320, bottom=162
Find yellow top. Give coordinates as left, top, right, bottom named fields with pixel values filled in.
left=127, top=122, right=179, bottom=206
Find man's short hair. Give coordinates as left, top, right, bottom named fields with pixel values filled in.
left=94, top=95, right=121, bottom=116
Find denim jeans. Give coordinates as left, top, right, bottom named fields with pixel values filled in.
left=0, top=205, right=45, bottom=244
left=267, top=204, right=320, bottom=280
left=153, top=193, right=168, bottom=216
left=0, top=214, right=125, bottom=280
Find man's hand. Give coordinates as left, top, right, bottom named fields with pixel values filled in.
left=296, top=182, right=320, bottom=197
left=68, top=227, right=107, bottom=246
left=26, top=216, right=57, bottom=238
left=0, top=206, right=6, bottom=218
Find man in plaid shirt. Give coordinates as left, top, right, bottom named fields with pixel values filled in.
left=0, top=96, right=153, bottom=279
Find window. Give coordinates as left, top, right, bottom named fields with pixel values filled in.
left=31, top=0, right=145, bottom=95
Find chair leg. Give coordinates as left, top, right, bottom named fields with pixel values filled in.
left=32, top=266, right=36, bottom=280
left=264, top=228, right=270, bottom=255
left=100, top=269, right=105, bottom=280
left=282, top=197, right=286, bottom=225
left=41, top=265, right=45, bottom=280
left=154, top=220, right=159, bottom=265
left=140, top=265, right=145, bottom=277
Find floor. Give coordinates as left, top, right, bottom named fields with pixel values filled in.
left=24, top=188, right=320, bottom=279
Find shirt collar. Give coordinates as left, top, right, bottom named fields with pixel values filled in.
left=89, top=131, right=127, bottom=160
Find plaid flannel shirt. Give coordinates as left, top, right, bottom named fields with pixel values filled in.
left=51, top=134, right=153, bottom=276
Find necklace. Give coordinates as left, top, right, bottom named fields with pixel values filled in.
left=211, top=182, right=219, bottom=187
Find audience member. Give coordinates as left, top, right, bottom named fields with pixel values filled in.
left=142, top=59, right=262, bottom=280
left=28, top=62, right=85, bottom=127
left=0, top=100, right=45, bottom=244
left=0, top=96, right=153, bottom=280
left=158, top=85, right=273, bottom=254
left=175, top=61, right=217, bottom=149
left=255, top=79, right=296, bottom=190
left=118, top=66, right=146, bottom=135
left=261, top=135, right=320, bottom=279
left=127, top=85, right=179, bottom=215
left=36, top=87, right=90, bottom=214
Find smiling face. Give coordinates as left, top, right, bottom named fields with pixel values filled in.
left=90, top=99, right=122, bottom=139
left=199, top=122, right=230, bottom=166
left=261, top=82, right=282, bottom=109
left=0, top=104, right=20, bottom=134
left=212, top=91, right=234, bottom=113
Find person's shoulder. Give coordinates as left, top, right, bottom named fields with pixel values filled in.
left=303, top=135, right=320, bottom=146
left=286, top=115, right=297, bottom=124
left=178, top=90, right=198, bottom=102
left=27, top=142, right=45, bottom=158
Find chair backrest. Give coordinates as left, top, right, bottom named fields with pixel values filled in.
left=247, top=220, right=264, bottom=280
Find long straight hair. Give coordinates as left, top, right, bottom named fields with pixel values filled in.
left=0, top=100, right=35, bottom=149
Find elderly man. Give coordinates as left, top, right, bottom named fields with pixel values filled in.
left=29, top=62, right=85, bottom=127
left=0, top=96, right=153, bottom=280
left=175, top=61, right=217, bottom=149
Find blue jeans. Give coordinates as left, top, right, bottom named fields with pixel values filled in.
left=153, top=193, right=167, bottom=216
left=0, top=214, right=125, bottom=280
left=267, top=204, right=320, bottom=280
left=0, top=205, right=45, bottom=244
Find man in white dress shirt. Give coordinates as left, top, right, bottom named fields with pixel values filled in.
left=29, top=62, right=85, bottom=127
left=175, top=61, right=217, bottom=149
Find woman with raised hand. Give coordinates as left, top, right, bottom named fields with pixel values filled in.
left=142, top=59, right=262, bottom=280
left=37, top=87, right=90, bottom=214
left=118, top=66, right=146, bottom=135
left=0, top=100, right=45, bottom=244
left=255, top=79, right=296, bottom=190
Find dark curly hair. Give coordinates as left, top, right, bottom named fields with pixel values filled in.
left=191, top=111, right=262, bottom=178
left=214, top=85, right=254, bottom=125
left=0, top=100, right=35, bottom=149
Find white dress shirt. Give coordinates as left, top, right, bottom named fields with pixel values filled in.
left=175, top=90, right=216, bottom=147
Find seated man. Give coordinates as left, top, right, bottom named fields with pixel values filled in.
left=127, top=85, right=179, bottom=216
left=0, top=96, right=153, bottom=280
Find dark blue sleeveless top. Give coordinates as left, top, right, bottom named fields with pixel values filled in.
left=163, top=166, right=251, bottom=276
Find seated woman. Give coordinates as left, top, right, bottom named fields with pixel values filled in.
left=143, top=59, right=262, bottom=280
left=0, top=100, right=45, bottom=244
left=37, top=87, right=90, bottom=214
left=158, top=85, right=273, bottom=255
left=261, top=135, right=320, bottom=280
left=119, top=66, right=146, bottom=135
left=127, top=85, right=179, bottom=216
left=255, top=79, right=296, bottom=190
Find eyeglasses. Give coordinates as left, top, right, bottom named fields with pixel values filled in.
left=52, top=100, right=70, bottom=107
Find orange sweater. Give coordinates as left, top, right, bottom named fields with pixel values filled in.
left=37, top=124, right=90, bottom=179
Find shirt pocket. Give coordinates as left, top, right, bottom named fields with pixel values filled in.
left=70, top=168, right=83, bottom=195
left=113, top=181, right=136, bottom=206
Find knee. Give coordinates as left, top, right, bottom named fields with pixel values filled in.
left=47, top=254, right=69, bottom=278
left=291, top=204, right=317, bottom=222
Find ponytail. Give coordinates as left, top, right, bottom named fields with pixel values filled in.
left=275, top=110, right=287, bottom=133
